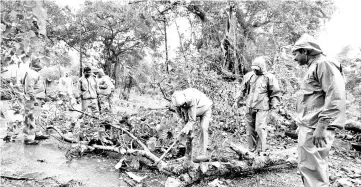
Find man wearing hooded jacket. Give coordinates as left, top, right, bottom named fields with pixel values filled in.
left=291, top=34, right=346, bottom=187
left=235, top=56, right=281, bottom=153
left=171, top=88, right=213, bottom=173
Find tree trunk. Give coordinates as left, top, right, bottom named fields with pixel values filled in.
left=114, top=60, right=122, bottom=89
left=164, top=21, right=169, bottom=74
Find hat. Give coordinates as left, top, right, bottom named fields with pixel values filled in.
left=251, top=56, right=267, bottom=73
left=171, top=91, right=186, bottom=107
left=291, top=33, right=323, bottom=56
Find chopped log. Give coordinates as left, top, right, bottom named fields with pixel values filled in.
left=177, top=146, right=298, bottom=186
left=345, top=120, right=361, bottom=133
left=227, top=142, right=256, bottom=160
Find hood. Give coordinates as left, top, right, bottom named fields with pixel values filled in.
left=291, top=33, right=323, bottom=56
left=251, top=56, right=268, bottom=73
left=171, top=91, right=185, bottom=107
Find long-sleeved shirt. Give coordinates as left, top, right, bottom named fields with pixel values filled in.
left=79, top=76, right=98, bottom=100
left=173, top=88, right=213, bottom=124
left=24, top=69, right=45, bottom=99
left=237, top=71, right=281, bottom=110
left=296, top=54, right=346, bottom=129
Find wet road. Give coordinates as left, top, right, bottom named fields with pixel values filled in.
left=1, top=138, right=126, bottom=187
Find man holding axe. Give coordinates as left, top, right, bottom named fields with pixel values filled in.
left=171, top=87, right=213, bottom=173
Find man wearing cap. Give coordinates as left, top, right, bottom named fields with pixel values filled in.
left=171, top=88, right=212, bottom=173
left=23, top=59, right=49, bottom=144
left=235, top=56, right=281, bottom=153
left=97, top=69, right=114, bottom=113
left=79, top=67, right=99, bottom=115
left=291, top=34, right=345, bottom=187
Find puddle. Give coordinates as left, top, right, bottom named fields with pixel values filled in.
left=1, top=139, right=125, bottom=187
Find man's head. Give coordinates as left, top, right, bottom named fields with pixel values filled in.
left=30, top=59, right=43, bottom=72
left=84, top=67, right=92, bottom=78
left=251, top=56, right=268, bottom=75
left=171, top=90, right=186, bottom=108
left=64, top=72, right=69, bottom=77
left=292, top=33, right=323, bottom=66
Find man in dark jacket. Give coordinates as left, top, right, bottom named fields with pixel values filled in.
left=235, top=56, right=282, bottom=153
left=291, top=34, right=346, bottom=187
left=79, top=67, right=98, bottom=115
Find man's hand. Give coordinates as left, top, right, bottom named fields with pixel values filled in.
left=312, top=125, right=327, bottom=148
left=181, top=123, right=193, bottom=135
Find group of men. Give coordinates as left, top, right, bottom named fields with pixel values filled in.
left=78, top=66, right=115, bottom=114
left=171, top=34, right=346, bottom=187
left=19, top=33, right=345, bottom=186
left=22, top=64, right=114, bottom=144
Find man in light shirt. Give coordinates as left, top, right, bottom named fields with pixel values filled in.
left=171, top=87, right=213, bottom=173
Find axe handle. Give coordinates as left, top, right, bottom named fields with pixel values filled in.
left=154, top=132, right=183, bottom=165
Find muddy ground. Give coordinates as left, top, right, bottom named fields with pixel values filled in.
left=1, top=93, right=360, bottom=187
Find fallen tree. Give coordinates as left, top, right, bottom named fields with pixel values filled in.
left=62, top=119, right=298, bottom=186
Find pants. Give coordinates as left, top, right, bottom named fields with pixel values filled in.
left=245, top=108, right=269, bottom=152
left=298, top=126, right=335, bottom=187
left=81, top=99, right=99, bottom=115
left=23, top=98, right=45, bottom=141
left=184, top=105, right=212, bottom=161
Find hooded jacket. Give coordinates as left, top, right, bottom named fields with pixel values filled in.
left=292, top=34, right=346, bottom=129
left=171, top=88, right=213, bottom=123
left=238, top=56, right=281, bottom=110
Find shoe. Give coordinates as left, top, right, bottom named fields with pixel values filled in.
left=35, top=134, right=50, bottom=140
left=200, top=162, right=208, bottom=173
left=24, top=139, right=39, bottom=145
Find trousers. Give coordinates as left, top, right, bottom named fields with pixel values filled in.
left=298, top=126, right=335, bottom=187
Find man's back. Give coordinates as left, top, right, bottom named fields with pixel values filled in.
left=79, top=76, right=97, bottom=99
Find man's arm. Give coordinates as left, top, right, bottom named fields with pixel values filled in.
left=182, top=97, right=197, bottom=134
left=267, top=74, right=282, bottom=110
left=313, top=60, right=346, bottom=147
